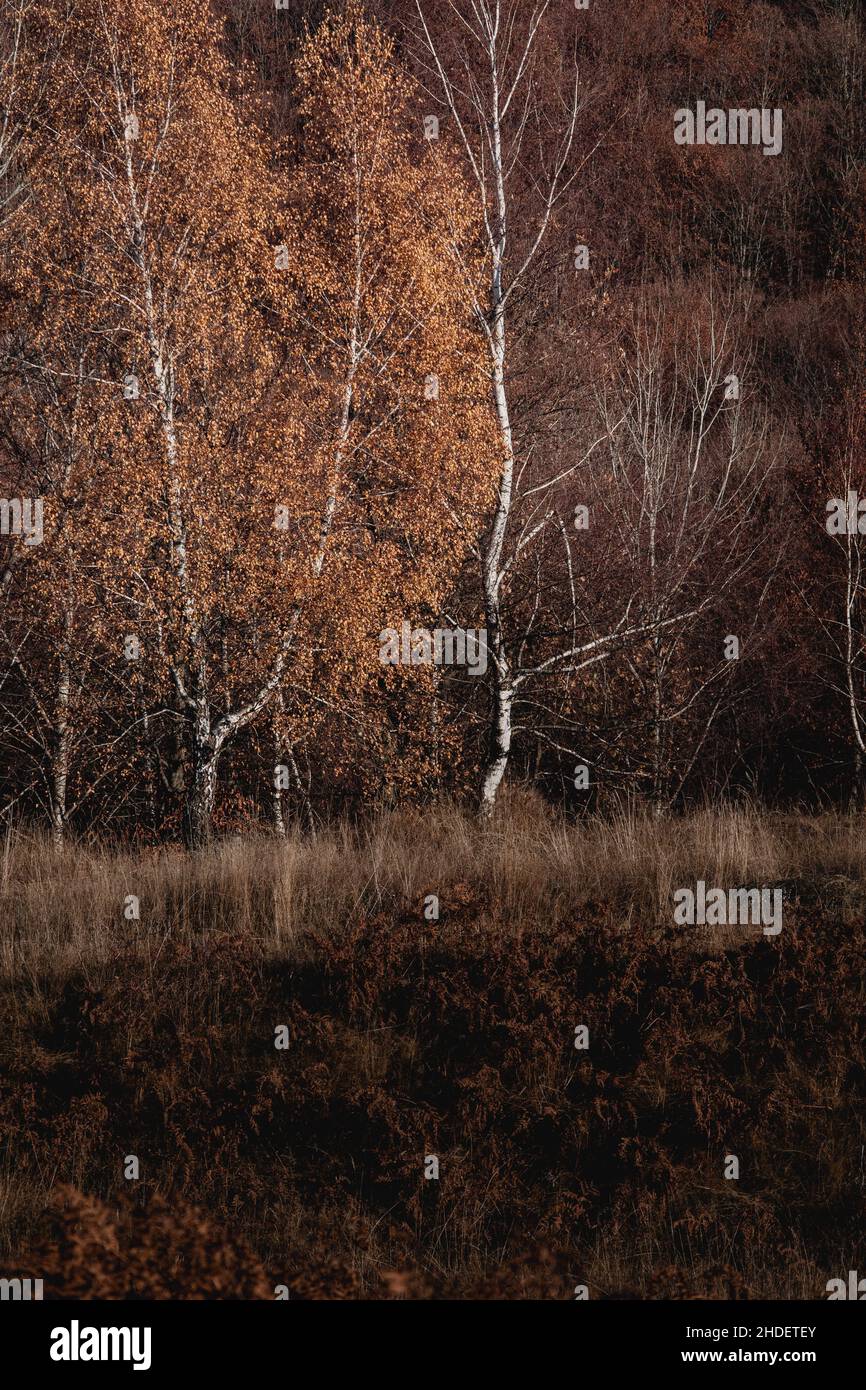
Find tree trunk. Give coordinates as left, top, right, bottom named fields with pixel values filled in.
left=183, top=705, right=220, bottom=848
left=50, top=599, right=73, bottom=851
left=50, top=655, right=71, bottom=851
left=651, top=633, right=665, bottom=819
left=185, top=749, right=218, bottom=849
left=478, top=302, right=515, bottom=815
left=479, top=675, right=513, bottom=815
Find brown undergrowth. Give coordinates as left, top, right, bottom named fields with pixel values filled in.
left=1, top=802, right=864, bottom=1298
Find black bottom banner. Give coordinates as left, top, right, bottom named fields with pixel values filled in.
left=3, top=1297, right=860, bottom=1377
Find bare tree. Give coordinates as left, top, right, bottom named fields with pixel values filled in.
left=809, top=377, right=866, bottom=798
left=586, top=292, right=783, bottom=811
left=413, top=0, right=586, bottom=811
left=414, top=2, right=758, bottom=814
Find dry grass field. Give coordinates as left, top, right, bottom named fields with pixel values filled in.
left=1, top=796, right=864, bottom=1298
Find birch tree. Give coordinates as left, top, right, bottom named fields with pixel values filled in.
left=8, top=0, right=493, bottom=843
left=413, top=1, right=735, bottom=813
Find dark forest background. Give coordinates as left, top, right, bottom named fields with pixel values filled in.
left=0, top=0, right=863, bottom=843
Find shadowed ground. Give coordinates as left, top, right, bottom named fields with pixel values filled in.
left=1, top=799, right=863, bottom=1298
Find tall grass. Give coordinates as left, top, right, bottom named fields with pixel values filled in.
left=1, top=796, right=864, bottom=980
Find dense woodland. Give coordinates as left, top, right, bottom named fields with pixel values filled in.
left=0, top=0, right=863, bottom=843
left=1, top=1, right=865, bottom=1308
